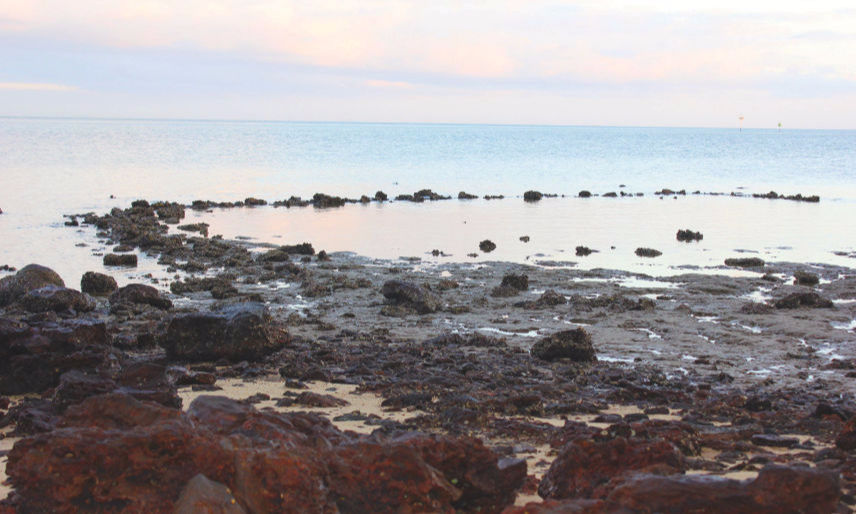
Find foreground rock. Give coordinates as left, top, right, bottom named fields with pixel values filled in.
left=7, top=393, right=525, bottom=513
left=0, top=264, right=65, bottom=306
left=530, top=328, right=596, bottom=362
left=109, top=283, right=173, bottom=313
left=381, top=280, right=441, bottom=314
left=160, top=303, right=287, bottom=362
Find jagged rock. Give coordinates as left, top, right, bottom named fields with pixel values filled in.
left=575, top=246, right=594, bottom=256
left=458, top=191, right=478, bottom=199
left=80, top=271, right=118, bottom=296
left=531, top=328, right=596, bottom=362
left=174, top=474, right=246, bottom=514
left=381, top=280, right=441, bottom=314
left=0, top=264, right=65, bottom=306
left=501, top=273, right=529, bottom=291
left=161, top=303, right=286, bottom=362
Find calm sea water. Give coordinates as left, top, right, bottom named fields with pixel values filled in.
left=1, top=117, right=855, bottom=285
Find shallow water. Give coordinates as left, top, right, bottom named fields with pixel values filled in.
left=2, top=118, right=855, bottom=284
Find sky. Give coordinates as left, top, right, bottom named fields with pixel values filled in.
left=1, top=1, right=855, bottom=128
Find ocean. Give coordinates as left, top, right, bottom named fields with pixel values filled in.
left=1, top=117, right=855, bottom=285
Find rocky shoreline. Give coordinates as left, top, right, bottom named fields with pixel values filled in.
left=1, top=199, right=855, bottom=512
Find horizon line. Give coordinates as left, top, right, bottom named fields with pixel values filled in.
left=0, top=115, right=850, bottom=131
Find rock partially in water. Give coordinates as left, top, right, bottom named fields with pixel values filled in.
left=578, top=190, right=592, bottom=198
left=530, top=328, right=596, bottom=363
left=381, top=280, right=441, bottom=314
left=575, top=246, right=594, bottom=256
left=19, top=286, right=95, bottom=313
left=80, top=271, right=118, bottom=296
left=524, top=190, right=543, bottom=202
left=458, top=191, right=478, bottom=200
left=161, top=302, right=286, bottom=362
left=725, top=257, right=765, bottom=268
left=103, top=253, right=138, bottom=267
left=635, top=247, right=662, bottom=258
left=793, top=270, right=819, bottom=286
left=479, top=240, right=497, bottom=253
left=676, top=229, right=703, bottom=242
left=0, top=264, right=65, bottom=306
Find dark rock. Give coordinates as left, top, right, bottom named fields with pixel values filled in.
left=103, top=253, right=138, bottom=266
left=52, top=370, right=117, bottom=412
left=725, top=257, right=765, bottom=268
left=312, top=193, right=347, bottom=208
left=676, top=229, right=703, bottom=242
left=538, top=437, right=685, bottom=499
left=575, top=246, right=594, bottom=256
left=491, top=285, right=521, bottom=298
left=19, top=286, right=95, bottom=313
left=177, top=223, right=209, bottom=237
left=479, top=240, right=497, bottom=253
left=635, top=247, right=662, bottom=258
left=501, top=273, right=529, bottom=291
left=751, top=434, right=800, bottom=448
left=520, top=236, right=530, bottom=242
left=374, top=191, right=388, bottom=202
left=774, top=292, right=834, bottom=309
left=116, top=362, right=182, bottom=408
left=244, top=197, right=267, bottom=206
left=161, top=302, right=286, bottom=362
left=292, top=392, right=349, bottom=408
left=0, top=264, right=65, bottom=306
left=381, top=280, right=441, bottom=314
left=578, top=190, right=592, bottom=198
left=603, top=192, right=618, bottom=198
left=281, top=242, right=315, bottom=255
left=794, top=271, right=819, bottom=286
left=174, top=474, right=246, bottom=514
left=80, top=271, right=118, bottom=296
left=109, top=283, right=172, bottom=312
left=524, top=190, right=543, bottom=202
left=458, top=191, right=478, bottom=199
left=531, top=328, right=596, bottom=362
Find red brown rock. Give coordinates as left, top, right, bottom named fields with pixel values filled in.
left=537, top=438, right=685, bottom=499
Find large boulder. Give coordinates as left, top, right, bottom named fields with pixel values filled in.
left=174, top=474, right=246, bottom=514
left=160, top=303, right=286, bottom=361
left=538, top=437, right=685, bottom=499
left=18, top=286, right=95, bottom=313
left=531, top=328, right=596, bottom=362
left=0, top=264, right=64, bottom=306
left=80, top=271, right=118, bottom=296
left=381, top=280, right=441, bottom=314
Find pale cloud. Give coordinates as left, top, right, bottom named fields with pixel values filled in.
left=365, top=79, right=413, bottom=89
left=0, top=82, right=77, bottom=91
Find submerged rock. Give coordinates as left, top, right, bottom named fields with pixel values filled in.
left=0, top=264, right=65, bottom=306
left=381, top=280, right=441, bottom=314
left=575, top=246, right=594, bottom=256
left=530, top=328, right=596, bottom=362
left=161, top=302, right=286, bottom=362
